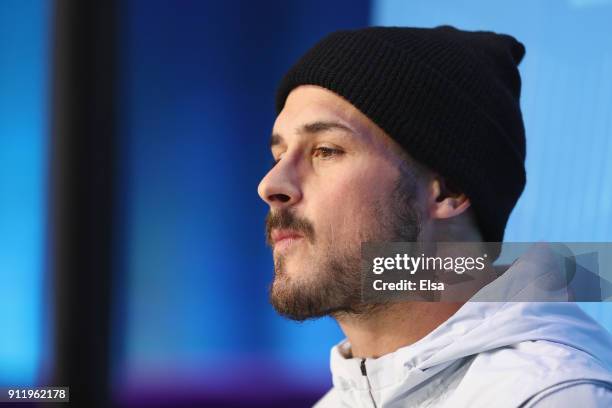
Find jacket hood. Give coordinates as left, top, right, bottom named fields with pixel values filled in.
left=330, top=243, right=612, bottom=394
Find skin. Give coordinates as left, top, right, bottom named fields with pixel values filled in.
left=258, top=85, right=485, bottom=359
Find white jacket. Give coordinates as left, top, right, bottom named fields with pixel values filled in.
left=315, top=245, right=612, bottom=407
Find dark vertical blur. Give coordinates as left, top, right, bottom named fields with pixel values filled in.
left=49, top=1, right=117, bottom=407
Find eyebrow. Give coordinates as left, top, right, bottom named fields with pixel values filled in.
left=270, top=121, right=354, bottom=147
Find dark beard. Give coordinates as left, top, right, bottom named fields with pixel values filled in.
left=267, top=173, right=421, bottom=321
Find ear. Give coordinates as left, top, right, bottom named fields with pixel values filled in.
left=428, top=177, right=471, bottom=220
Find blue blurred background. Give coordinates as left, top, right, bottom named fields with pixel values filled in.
left=1, top=0, right=611, bottom=406
left=0, top=0, right=52, bottom=387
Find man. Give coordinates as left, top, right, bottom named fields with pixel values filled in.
left=257, top=26, right=612, bottom=407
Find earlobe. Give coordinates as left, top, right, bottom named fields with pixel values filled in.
left=429, top=178, right=471, bottom=219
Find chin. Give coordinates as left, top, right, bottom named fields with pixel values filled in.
left=275, top=253, right=308, bottom=275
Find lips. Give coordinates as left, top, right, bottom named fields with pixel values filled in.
left=270, top=229, right=304, bottom=245
left=270, top=229, right=305, bottom=254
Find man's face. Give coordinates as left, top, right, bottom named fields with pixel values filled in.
left=258, top=85, right=425, bottom=321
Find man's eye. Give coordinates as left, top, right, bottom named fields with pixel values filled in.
left=313, top=146, right=344, bottom=159
left=270, top=157, right=280, bottom=169
left=270, top=152, right=284, bottom=169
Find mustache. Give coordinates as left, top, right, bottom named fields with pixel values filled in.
left=265, top=210, right=315, bottom=247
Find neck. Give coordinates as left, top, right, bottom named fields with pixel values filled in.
left=336, top=301, right=463, bottom=359
left=337, top=224, right=489, bottom=359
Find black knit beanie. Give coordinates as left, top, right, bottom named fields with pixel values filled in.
left=276, top=25, right=526, bottom=246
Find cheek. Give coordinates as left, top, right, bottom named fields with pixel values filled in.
left=312, top=163, right=397, bottom=240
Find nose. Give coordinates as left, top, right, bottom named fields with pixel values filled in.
left=257, top=157, right=302, bottom=210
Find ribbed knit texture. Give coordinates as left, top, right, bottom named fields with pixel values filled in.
left=276, top=26, right=526, bottom=247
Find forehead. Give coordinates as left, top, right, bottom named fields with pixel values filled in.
left=272, top=85, right=412, bottom=165
left=273, top=85, right=382, bottom=145
left=274, top=85, right=375, bottom=137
